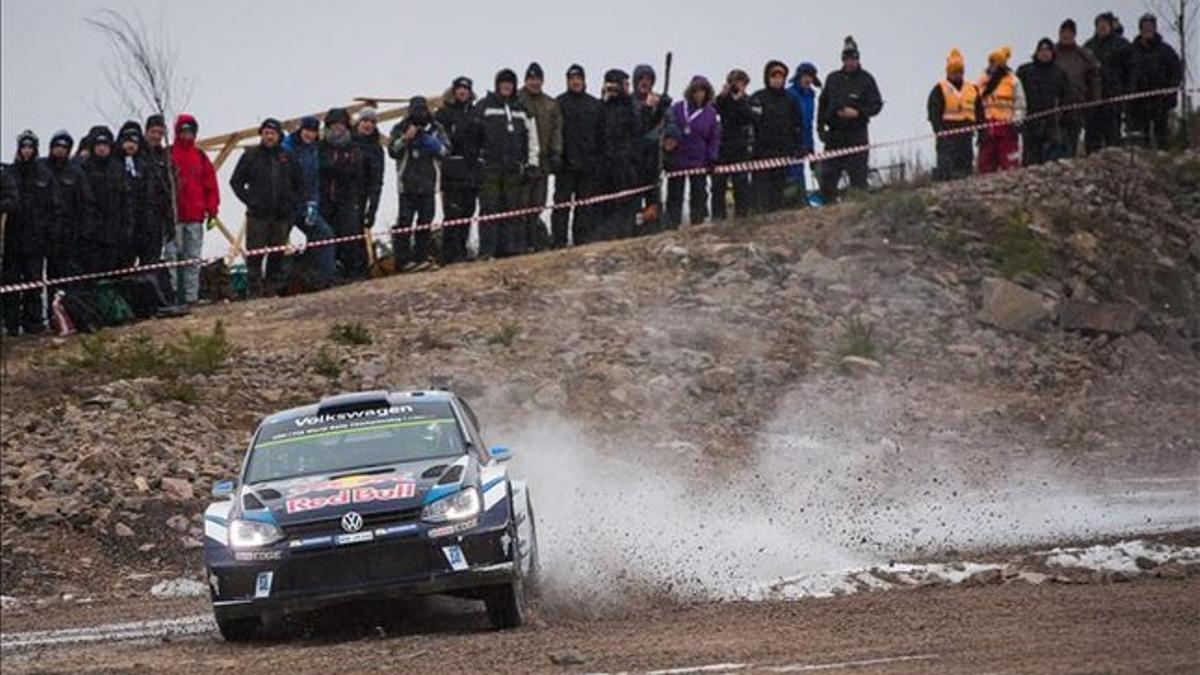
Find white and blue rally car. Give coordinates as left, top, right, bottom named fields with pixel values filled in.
left=203, top=389, right=539, bottom=641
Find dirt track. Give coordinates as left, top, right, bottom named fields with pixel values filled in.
left=3, top=574, right=1199, bottom=674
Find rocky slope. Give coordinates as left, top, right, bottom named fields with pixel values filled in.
left=1, top=148, right=1198, bottom=599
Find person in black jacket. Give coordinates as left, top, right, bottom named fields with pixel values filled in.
left=319, top=107, right=370, bottom=280
left=116, top=122, right=152, bottom=272
left=436, top=76, right=481, bottom=265
left=712, top=69, right=753, bottom=221
left=388, top=96, right=449, bottom=269
left=34, top=131, right=90, bottom=280
left=632, top=64, right=672, bottom=234
left=141, top=114, right=174, bottom=267
left=817, top=36, right=884, bottom=203
left=1018, top=39, right=1072, bottom=166
left=553, top=64, right=602, bottom=247
left=2, top=131, right=44, bottom=335
left=1126, top=13, right=1183, bottom=149
left=230, top=118, right=303, bottom=295
left=79, top=126, right=128, bottom=274
left=596, top=69, right=642, bottom=241
left=474, top=69, right=538, bottom=259
left=354, top=108, right=385, bottom=239
left=749, top=60, right=802, bottom=213
left=1084, top=12, right=1132, bottom=152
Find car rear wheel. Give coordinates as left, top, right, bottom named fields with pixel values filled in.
left=216, top=615, right=260, bottom=642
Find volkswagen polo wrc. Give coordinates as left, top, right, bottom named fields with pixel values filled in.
left=202, top=390, right=538, bottom=640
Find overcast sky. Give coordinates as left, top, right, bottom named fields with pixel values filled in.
left=1, top=0, right=1190, bottom=255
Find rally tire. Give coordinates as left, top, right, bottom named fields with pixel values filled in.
left=524, top=492, right=541, bottom=600
left=484, top=575, right=526, bottom=630
left=216, top=615, right=260, bottom=642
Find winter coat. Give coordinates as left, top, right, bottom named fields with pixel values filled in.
left=1083, top=33, right=1132, bottom=98
left=667, top=99, right=720, bottom=170
left=1055, top=42, right=1101, bottom=104
left=750, top=64, right=802, bottom=159
left=817, top=66, right=884, bottom=148
left=1127, top=33, right=1182, bottom=115
left=32, top=156, right=89, bottom=259
left=388, top=116, right=449, bottom=195
left=354, top=130, right=385, bottom=226
left=170, top=116, right=219, bottom=223
left=229, top=143, right=303, bottom=219
left=557, top=89, right=603, bottom=172
left=473, top=91, right=538, bottom=173
left=1017, top=58, right=1071, bottom=134
left=518, top=87, right=563, bottom=172
left=786, top=82, right=817, bottom=154
left=4, top=156, right=41, bottom=255
left=143, top=144, right=175, bottom=243
left=714, top=91, right=754, bottom=162
left=927, top=79, right=984, bottom=131
left=318, top=134, right=368, bottom=211
left=118, top=153, right=153, bottom=259
left=597, top=91, right=641, bottom=187
left=281, top=132, right=320, bottom=205
left=80, top=154, right=131, bottom=259
left=436, top=94, right=483, bottom=189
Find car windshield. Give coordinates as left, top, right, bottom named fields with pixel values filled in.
left=244, top=401, right=465, bottom=484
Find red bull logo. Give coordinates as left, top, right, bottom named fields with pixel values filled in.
left=285, top=481, right=416, bottom=514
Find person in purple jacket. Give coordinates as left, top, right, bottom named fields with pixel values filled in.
left=664, top=75, right=721, bottom=228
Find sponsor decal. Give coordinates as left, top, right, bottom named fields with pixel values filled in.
left=374, top=523, right=420, bottom=538
left=289, top=535, right=333, bottom=548
left=254, top=571, right=274, bottom=598
left=335, top=531, right=374, bottom=546
left=285, top=481, right=416, bottom=514
left=442, top=545, right=468, bottom=571
left=427, top=518, right=478, bottom=539
left=234, top=550, right=283, bottom=562
left=291, top=406, right=415, bottom=428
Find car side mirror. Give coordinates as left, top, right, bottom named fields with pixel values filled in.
left=489, top=446, right=514, bottom=463
left=212, top=480, right=236, bottom=499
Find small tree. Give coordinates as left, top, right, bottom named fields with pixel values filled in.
left=86, top=7, right=192, bottom=124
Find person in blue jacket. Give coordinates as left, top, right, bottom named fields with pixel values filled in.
left=281, top=116, right=336, bottom=288
left=785, top=62, right=820, bottom=205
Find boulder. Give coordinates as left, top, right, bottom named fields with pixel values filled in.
left=1059, top=300, right=1139, bottom=335
left=977, top=277, right=1054, bottom=333
left=160, top=477, right=194, bottom=501
left=796, top=249, right=846, bottom=283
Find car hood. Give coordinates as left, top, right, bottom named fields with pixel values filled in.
left=238, top=455, right=473, bottom=526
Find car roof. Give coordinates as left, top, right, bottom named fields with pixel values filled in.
left=261, top=389, right=458, bottom=425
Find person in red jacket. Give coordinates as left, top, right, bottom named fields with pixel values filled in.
left=166, top=113, right=218, bottom=304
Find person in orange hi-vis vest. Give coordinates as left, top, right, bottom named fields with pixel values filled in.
left=976, top=47, right=1027, bottom=174
left=927, top=49, right=984, bottom=180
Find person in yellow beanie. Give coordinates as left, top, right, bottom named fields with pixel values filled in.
left=976, top=46, right=1027, bottom=173
left=927, top=48, right=983, bottom=180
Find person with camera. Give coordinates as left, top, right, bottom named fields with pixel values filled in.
left=712, top=69, right=754, bottom=221
left=554, top=64, right=602, bottom=247
left=474, top=69, right=539, bottom=259
left=632, top=64, right=673, bottom=234
left=282, top=116, right=336, bottom=289
left=595, top=69, right=641, bottom=241
left=436, top=76, right=482, bottom=265
left=388, top=96, right=449, bottom=270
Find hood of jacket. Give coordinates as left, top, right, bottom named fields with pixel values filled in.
left=763, top=60, right=790, bottom=87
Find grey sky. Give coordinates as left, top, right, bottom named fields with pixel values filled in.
left=1, top=0, right=1188, bottom=256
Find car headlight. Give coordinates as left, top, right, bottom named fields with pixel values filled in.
left=228, top=519, right=284, bottom=549
left=422, top=488, right=481, bottom=523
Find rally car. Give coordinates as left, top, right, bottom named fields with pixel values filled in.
left=202, top=389, right=539, bottom=641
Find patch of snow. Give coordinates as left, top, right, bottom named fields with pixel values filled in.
left=1042, top=540, right=1200, bottom=573
left=149, top=578, right=207, bottom=599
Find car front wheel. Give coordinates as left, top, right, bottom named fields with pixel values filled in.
left=215, top=614, right=260, bottom=642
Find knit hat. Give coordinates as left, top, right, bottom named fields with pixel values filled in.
left=726, top=68, right=750, bottom=86
left=495, top=68, right=518, bottom=89
left=604, top=68, right=629, bottom=84
left=145, top=114, right=166, bottom=131
left=1034, top=37, right=1056, bottom=59
left=1060, top=18, right=1077, bottom=35
left=49, top=130, right=73, bottom=151
left=16, top=130, right=38, bottom=149
left=259, top=117, right=283, bottom=135
left=408, top=96, right=431, bottom=122
left=118, top=120, right=143, bottom=145
left=842, top=35, right=860, bottom=60
left=324, top=107, right=350, bottom=127
left=795, top=62, right=821, bottom=87
left=566, top=63, right=585, bottom=80
left=88, top=125, right=114, bottom=147
left=988, top=46, right=1013, bottom=67
left=525, top=62, right=544, bottom=81
left=299, top=115, right=320, bottom=132
left=946, top=48, right=965, bottom=75
left=452, top=76, right=473, bottom=93
left=356, top=107, right=378, bottom=124
left=1139, top=12, right=1156, bottom=29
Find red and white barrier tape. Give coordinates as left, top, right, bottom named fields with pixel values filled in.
left=1, top=85, right=1194, bottom=295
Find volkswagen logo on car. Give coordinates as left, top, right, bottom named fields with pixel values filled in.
left=341, top=511, right=363, bottom=533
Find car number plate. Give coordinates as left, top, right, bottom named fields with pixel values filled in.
left=335, top=531, right=375, bottom=546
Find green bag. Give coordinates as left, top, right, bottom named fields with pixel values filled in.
left=95, top=282, right=135, bottom=326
